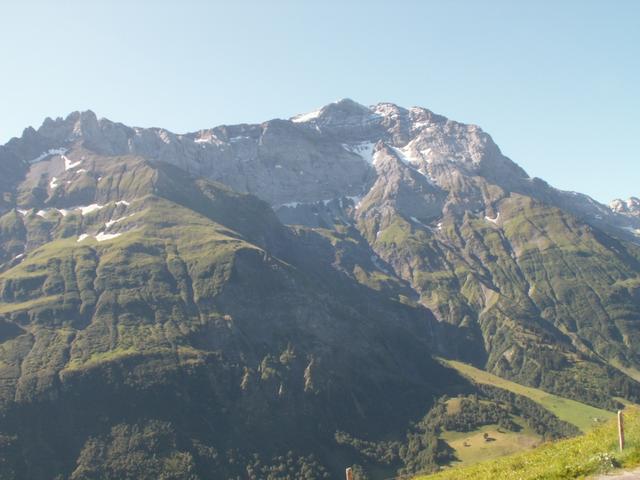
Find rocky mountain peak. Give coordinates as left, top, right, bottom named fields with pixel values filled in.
left=610, top=197, right=640, bottom=217
left=289, top=99, right=383, bottom=140
left=37, top=110, right=100, bottom=141
left=3, top=101, right=638, bottom=239
left=290, top=98, right=369, bottom=123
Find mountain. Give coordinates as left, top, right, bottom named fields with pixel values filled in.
left=0, top=154, right=470, bottom=479
left=0, top=100, right=639, bottom=479
left=610, top=197, right=640, bottom=218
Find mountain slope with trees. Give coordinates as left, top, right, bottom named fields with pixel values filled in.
left=0, top=101, right=638, bottom=478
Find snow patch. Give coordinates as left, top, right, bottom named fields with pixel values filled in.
left=391, top=146, right=436, bottom=183
left=115, top=200, right=130, bottom=207
left=277, top=197, right=340, bottom=209
left=410, top=216, right=429, bottom=228
left=485, top=213, right=500, bottom=224
left=345, top=195, right=363, bottom=209
left=95, top=232, right=122, bottom=242
left=343, top=142, right=376, bottom=165
left=291, top=109, right=321, bottom=123
left=29, top=147, right=68, bottom=164
left=419, top=148, right=433, bottom=158
left=351, top=143, right=374, bottom=162
left=159, top=130, right=172, bottom=144
left=49, top=177, right=58, bottom=189
left=77, top=234, right=89, bottom=242
left=35, top=208, right=70, bottom=218
left=391, top=147, right=412, bottom=166
left=373, top=103, right=402, bottom=118
left=63, top=155, right=82, bottom=170
left=79, top=204, right=104, bottom=215
left=105, top=214, right=134, bottom=229
left=17, top=209, right=29, bottom=216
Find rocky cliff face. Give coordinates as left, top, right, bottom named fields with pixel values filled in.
left=6, top=100, right=637, bottom=233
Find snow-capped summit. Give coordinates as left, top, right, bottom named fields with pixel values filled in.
left=290, top=98, right=371, bottom=123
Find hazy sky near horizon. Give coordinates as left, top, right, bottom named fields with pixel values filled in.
left=1, top=0, right=638, bottom=203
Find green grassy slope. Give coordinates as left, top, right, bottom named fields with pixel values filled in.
left=441, top=419, right=541, bottom=467
left=357, top=182, right=640, bottom=410
left=444, top=360, right=615, bottom=432
left=416, top=408, right=640, bottom=480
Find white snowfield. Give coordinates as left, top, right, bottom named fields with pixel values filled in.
left=345, top=195, right=363, bottom=209
left=79, top=204, right=104, bottom=215
left=63, top=155, right=82, bottom=170
left=29, top=147, right=68, bottom=164
left=17, top=201, right=130, bottom=219
left=105, top=213, right=134, bottom=229
left=410, top=216, right=430, bottom=229
left=390, top=145, right=437, bottom=183
left=485, top=212, right=500, bottom=224
left=291, top=109, right=322, bottom=123
left=95, top=232, right=122, bottom=242
left=343, top=142, right=376, bottom=165
left=77, top=232, right=123, bottom=243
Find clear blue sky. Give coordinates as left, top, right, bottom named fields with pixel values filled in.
left=2, top=1, right=638, bottom=203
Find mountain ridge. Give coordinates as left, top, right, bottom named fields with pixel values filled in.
left=4, top=100, right=636, bottom=235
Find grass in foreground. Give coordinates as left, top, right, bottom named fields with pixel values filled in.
left=415, top=408, right=640, bottom=480
left=444, top=360, right=615, bottom=432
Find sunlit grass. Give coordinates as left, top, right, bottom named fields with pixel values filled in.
left=416, top=408, right=640, bottom=480
left=444, top=360, right=615, bottom=432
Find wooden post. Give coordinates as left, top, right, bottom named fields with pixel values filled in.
left=345, top=466, right=354, bottom=480
left=618, top=410, right=625, bottom=452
